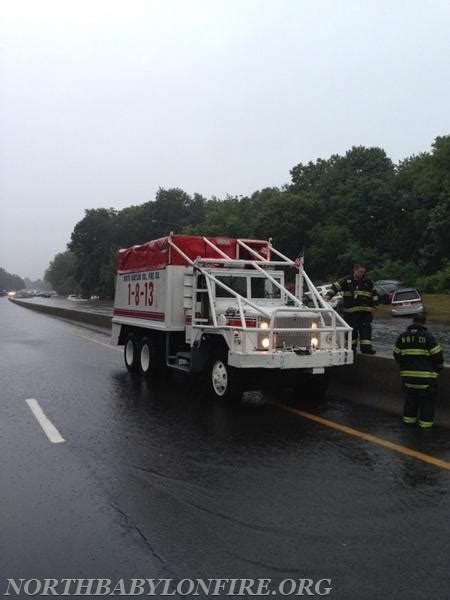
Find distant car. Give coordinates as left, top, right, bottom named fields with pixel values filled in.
left=376, top=280, right=403, bottom=286
left=36, top=291, right=51, bottom=298
left=304, top=283, right=343, bottom=311
left=0, top=290, right=7, bottom=297
left=374, top=280, right=403, bottom=304
left=67, top=294, right=88, bottom=302
left=391, top=288, right=424, bottom=317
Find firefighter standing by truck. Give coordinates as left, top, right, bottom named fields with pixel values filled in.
left=393, top=314, right=444, bottom=428
left=325, top=263, right=378, bottom=354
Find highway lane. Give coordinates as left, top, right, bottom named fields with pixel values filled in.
left=1, top=299, right=450, bottom=598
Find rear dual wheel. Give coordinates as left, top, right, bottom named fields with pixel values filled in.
left=124, top=333, right=139, bottom=373
left=138, top=336, right=158, bottom=377
left=124, top=333, right=163, bottom=377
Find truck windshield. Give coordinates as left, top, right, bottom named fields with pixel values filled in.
left=251, top=278, right=281, bottom=299
left=215, top=276, right=247, bottom=298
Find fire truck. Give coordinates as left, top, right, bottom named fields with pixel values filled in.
left=112, top=234, right=353, bottom=400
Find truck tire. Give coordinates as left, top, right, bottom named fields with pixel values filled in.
left=138, top=336, right=158, bottom=377
left=124, top=333, right=139, bottom=373
left=208, top=351, right=243, bottom=402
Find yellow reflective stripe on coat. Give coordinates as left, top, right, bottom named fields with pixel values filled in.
left=400, top=370, right=438, bottom=378
left=333, top=281, right=342, bottom=291
left=403, top=416, right=417, bottom=424
left=398, top=349, right=431, bottom=356
left=343, top=306, right=373, bottom=313
left=353, top=290, right=373, bottom=298
left=404, top=383, right=429, bottom=389
left=393, top=346, right=401, bottom=354
left=429, top=345, right=442, bottom=355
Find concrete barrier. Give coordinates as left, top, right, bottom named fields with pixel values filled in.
left=9, top=297, right=112, bottom=331
left=10, top=297, right=450, bottom=426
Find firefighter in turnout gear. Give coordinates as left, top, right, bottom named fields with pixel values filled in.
left=325, top=263, right=378, bottom=354
left=394, top=314, right=443, bottom=428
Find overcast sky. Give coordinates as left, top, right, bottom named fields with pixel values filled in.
left=1, top=0, right=449, bottom=280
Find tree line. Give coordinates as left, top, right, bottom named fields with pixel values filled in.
left=46, top=135, right=450, bottom=298
left=0, top=268, right=25, bottom=292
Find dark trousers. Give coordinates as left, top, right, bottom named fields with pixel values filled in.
left=402, top=385, right=436, bottom=427
left=345, top=312, right=373, bottom=351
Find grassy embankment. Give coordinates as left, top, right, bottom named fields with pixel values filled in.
left=375, top=293, right=450, bottom=320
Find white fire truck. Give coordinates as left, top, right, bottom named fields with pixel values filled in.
left=112, top=235, right=353, bottom=400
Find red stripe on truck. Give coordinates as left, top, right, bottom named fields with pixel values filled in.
left=113, top=308, right=165, bottom=321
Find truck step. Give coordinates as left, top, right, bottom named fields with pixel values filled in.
left=167, top=363, right=191, bottom=373
left=167, top=352, right=192, bottom=371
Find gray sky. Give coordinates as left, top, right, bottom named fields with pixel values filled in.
left=1, top=0, right=449, bottom=280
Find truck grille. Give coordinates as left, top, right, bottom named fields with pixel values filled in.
left=273, top=316, right=313, bottom=349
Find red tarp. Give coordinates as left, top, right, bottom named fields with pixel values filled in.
left=117, top=235, right=270, bottom=273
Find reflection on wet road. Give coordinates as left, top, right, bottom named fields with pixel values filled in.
left=1, top=299, right=449, bottom=599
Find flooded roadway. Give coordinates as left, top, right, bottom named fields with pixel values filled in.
left=1, top=299, right=449, bottom=599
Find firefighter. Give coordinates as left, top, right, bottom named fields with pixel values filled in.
left=325, top=263, right=378, bottom=354
left=393, top=314, right=444, bottom=428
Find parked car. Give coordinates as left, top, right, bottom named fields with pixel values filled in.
left=304, top=283, right=343, bottom=312
left=15, top=290, right=34, bottom=298
left=391, top=288, right=424, bottom=317
left=374, top=280, right=403, bottom=304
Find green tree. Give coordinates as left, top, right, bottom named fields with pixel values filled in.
left=69, top=208, right=117, bottom=298
left=45, top=251, right=80, bottom=295
left=0, top=268, right=25, bottom=291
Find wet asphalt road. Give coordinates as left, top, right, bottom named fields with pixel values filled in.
left=1, top=299, right=450, bottom=599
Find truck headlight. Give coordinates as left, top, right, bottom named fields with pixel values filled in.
left=261, top=337, right=270, bottom=349
left=259, top=320, right=269, bottom=329
left=311, top=336, right=319, bottom=349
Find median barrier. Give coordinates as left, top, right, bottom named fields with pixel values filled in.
left=9, top=297, right=450, bottom=427
left=9, top=298, right=112, bottom=331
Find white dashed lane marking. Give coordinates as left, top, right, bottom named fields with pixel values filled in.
left=26, top=399, right=66, bottom=444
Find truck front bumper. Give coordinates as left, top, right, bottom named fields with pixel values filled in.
left=228, top=349, right=353, bottom=369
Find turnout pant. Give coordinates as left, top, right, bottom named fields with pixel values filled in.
left=402, top=385, right=437, bottom=428
left=345, top=312, right=373, bottom=352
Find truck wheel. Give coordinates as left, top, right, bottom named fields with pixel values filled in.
left=139, top=336, right=157, bottom=377
left=124, top=333, right=139, bottom=373
left=208, top=352, right=242, bottom=402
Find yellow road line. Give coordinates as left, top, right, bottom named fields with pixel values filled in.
left=280, top=405, right=450, bottom=472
